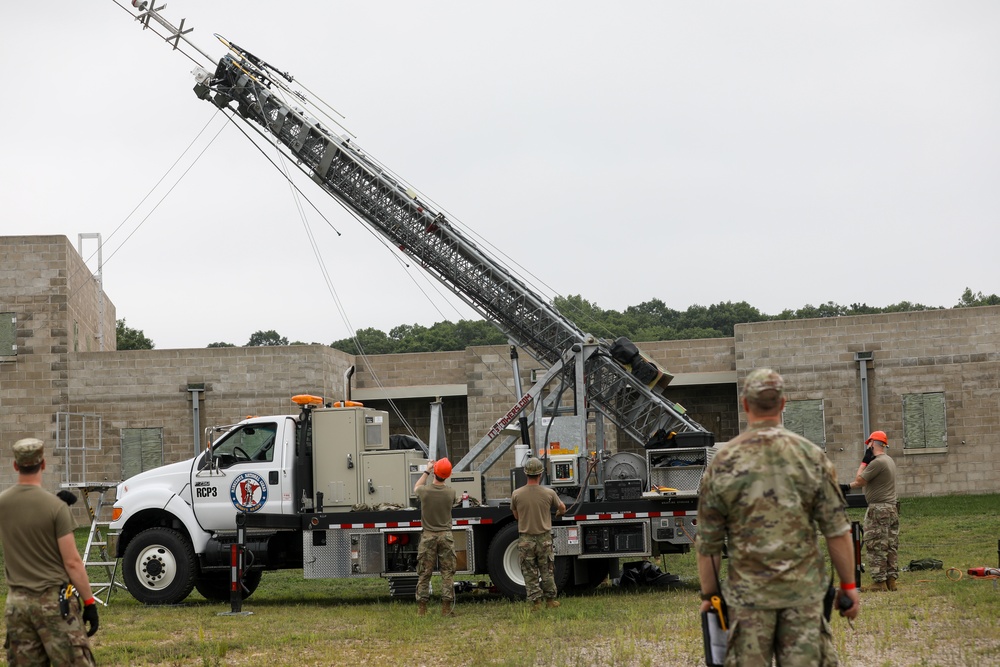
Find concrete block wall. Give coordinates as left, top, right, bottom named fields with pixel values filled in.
left=65, top=239, right=116, bottom=354
left=354, top=350, right=466, bottom=390
left=3, top=236, right=998, bottom=503
left=64, top=345, right=354, bottom=485
left=736, top=306, right=1000, bottom=497
left=639, top=337, right=737, bottom=374
left=0, top=236, right=114, bottom=490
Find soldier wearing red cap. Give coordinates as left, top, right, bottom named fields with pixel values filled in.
left=0, top=438, right=99, bottom=665
left=413, top=458, right=458, bottom=616
left=848, top=430, right=899, bottom=591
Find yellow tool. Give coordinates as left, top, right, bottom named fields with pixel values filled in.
left=710, top=595, right=727, bottom=631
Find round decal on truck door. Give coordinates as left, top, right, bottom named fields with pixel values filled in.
left=230, top=472, right=268, bottom=512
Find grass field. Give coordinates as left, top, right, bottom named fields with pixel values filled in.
left=1, top=494, right=998, bottom=666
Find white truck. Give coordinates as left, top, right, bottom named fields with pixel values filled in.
left=111, top=397, right=713, bottom=604
left=111, top=3, right=717, bottom=605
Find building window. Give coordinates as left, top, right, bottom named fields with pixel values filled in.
left=121, top=428, right=163, bottom=480
left=0, top=312, right=16, bottom=357
left=903, top=392, right=947, bottom=449
left=783, top=399, right=826, bottom=448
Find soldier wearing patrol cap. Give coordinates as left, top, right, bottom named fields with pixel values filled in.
left=0, top=438, right=99, bottom=665
left=695, top=369, right=859, bottom=666
left=510, top=457, right=566, bottom=611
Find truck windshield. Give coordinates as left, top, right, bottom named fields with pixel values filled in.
left=209, top=423, right=278, bottom=468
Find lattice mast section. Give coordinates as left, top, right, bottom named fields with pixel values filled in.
left=198, top=53, right=706, bottom=442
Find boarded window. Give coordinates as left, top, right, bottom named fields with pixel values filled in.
left=903, top=392, right=947, bottom=449
left=783, top=399, right=826, bottom=448
left=0, top=312, right=15, bottom=357
left=121, top=428, right=163, bottom=480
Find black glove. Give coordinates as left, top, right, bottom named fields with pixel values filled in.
left=839, top=483, right=851, bottom=497
left=82, top=600, right=99, bottom=637
left=861, top=447, right=875, bottom=465
left=56, top=490, right=78, bottom=506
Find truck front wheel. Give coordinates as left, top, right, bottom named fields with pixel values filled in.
left=487, top=523, right=571, bottom=599
left=122, top=527, right=197, bottom=605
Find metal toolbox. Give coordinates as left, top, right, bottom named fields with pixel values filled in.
left=646, top=447, right=715, bottom=493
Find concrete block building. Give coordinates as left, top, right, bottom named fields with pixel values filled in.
left=2, top=235, right=997, bottom=502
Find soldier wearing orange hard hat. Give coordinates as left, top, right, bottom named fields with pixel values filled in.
left=413, top=458, right=457, bottom=616
left=847, top=430, right=898, bottom=592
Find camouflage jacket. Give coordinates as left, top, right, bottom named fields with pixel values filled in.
left=696, top=419, right=850, bottom=608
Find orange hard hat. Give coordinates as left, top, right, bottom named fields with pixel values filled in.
left=866, top=430, right=888, bottom=445
left=433, top=458, right=452, bottom=480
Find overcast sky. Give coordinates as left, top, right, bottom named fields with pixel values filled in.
left=2, top=2, right=998, bottom=350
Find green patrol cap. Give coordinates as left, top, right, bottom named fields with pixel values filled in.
left=13, top=438, right=44, bottom=467
left=742, top=368, right=784, bottom=401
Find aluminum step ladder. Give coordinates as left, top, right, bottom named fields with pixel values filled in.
left=78, top=484, right=128, bottom=604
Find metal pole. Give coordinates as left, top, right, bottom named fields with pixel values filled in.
left=189, top=386, right=203, bottom=456
left=509, top=346, right=531, bottom=449
left=227, top=512, right=247, bottom=615
left=77, top=233, right=105, bottom=351
left=854, top=351, right=875, bottom=445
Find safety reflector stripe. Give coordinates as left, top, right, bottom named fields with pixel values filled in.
left=328, top=517, right=495, bottom=530
left=563, top=510, right=697, bottom=521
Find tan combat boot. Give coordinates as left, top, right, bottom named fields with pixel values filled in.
left=861, top=580, right=888, bottom=592
left=442, top=599, right=454, bottom=616
left=546, top=599, right=560, bottom=609
left=417, top=601, right=427, bottom=616
left=531, top=600, right=544, bottom=612
left=887, top=578, right=898, bottom=591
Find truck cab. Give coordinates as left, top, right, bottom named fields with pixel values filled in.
left=110, top=401, right=437, bottom=605
left=190, top=416, right=299, bottom=527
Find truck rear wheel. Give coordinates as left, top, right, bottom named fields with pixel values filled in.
left=122, top=527, right=197, bottom=605
left=194, top=569, right=263, bottom=602
left=487, top=523, right=571, bottom=599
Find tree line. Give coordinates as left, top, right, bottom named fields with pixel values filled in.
left=116, top=288, right=1000, bottom=351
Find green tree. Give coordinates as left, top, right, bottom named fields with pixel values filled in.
left=116, top=319, right=154, bottom=350
left=328, top=287, right=995, bottom=354
left=246, top=330, right=289, bottom=346
left=956, top=287, right=1000, bottom=308
left=207, top=341, right=236, bottom=348
left=554, top=294, right=608, bottom=334
left=453, top=319, right=506, bottom=348
left=330, top=327, right=397, bottom=355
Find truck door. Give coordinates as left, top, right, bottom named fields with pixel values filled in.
left=191, top=420, right=287, bottom=530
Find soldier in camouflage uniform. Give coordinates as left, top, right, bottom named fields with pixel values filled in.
left=510, top=458, right=566, bottom=611
left=696, top=369, right=860, bottom=667
left=414, top=458, right=458, bottom=616
left=0, top=438, right=99, bottom=666
left=848, top=431, right=899, bottom=591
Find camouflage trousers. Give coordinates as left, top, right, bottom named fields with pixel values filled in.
left=725, top=600, right=838, bottom=667
left=4, top=586, right=96, bottom=666
left=864, top=502, right=899, bottom=583
left=415, top=530, right=456, bottom=602
left=517, top=533, right=556, bottom=602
